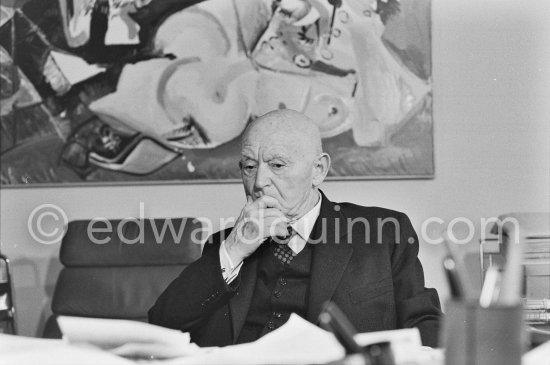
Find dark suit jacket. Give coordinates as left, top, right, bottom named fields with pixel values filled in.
left=149, top=192, right=442, bottom=347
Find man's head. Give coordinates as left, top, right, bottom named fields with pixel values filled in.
left=239, top=109, right=331, bottom=219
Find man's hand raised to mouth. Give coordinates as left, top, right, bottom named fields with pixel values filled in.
left=224, top=195, right=290, bottom=265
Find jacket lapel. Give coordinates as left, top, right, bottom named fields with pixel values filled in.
left=307, top=191, right=353, bottom=322
left=228, top=246, right=260, bottom=343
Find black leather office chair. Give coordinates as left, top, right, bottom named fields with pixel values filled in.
left=43, top=217, right=203, bottom=338
left=0, top=254, right=17, bottom=334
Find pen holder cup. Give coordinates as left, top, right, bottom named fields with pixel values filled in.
left=441, top=300, right=524, bottom=365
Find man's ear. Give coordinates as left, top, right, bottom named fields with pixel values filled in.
left=312, top=153, right=331, bottom=187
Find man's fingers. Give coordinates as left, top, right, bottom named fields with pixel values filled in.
left=254, top=195, right=283, bottom=210
left=260, top=208, right=288, bottom=219
left=271, top=223, right=291, bottom=239
left=232, top=196, right=287, bottom=261
left=244, top=209, right=288, bottom=231
left=263, top=217, right=290, bottom=238
left=242, top=196, right=285, bottom=219
left=239, top=216, right=289, bottom=241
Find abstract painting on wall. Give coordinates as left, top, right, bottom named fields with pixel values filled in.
left=0, top=0, right=433, bottom=186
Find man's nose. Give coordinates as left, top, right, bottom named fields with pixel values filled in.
left=254, top=163, right=271, bottom=189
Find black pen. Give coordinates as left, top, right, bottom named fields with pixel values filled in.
left=318, top=301, right=364, bottom=355
left=443, top=256, right=466, bottom=299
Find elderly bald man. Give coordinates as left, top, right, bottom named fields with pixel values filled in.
left=149, top=109, right=442, bottom=347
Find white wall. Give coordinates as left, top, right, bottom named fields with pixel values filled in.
left=1, top=0, right=549, bottom=337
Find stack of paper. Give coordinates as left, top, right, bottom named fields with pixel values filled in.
left=55, top=314, right=443, bottom=364
left=57, top=316, right=201, bottom=359
left=0, top=334, right=133, bottom=365
left=167, top=314, right=345, bottom=365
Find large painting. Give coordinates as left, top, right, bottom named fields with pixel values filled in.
left=0, top=0, right=433, bottom=186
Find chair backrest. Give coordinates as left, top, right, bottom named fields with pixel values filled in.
left=0, top=254, right=17, bottom=334
left=43, top=218, right=203, bottom=338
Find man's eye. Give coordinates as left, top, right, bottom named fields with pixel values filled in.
left=242, top=164, right=257, bottom=173
left=270, top=162, right=285, bottom=170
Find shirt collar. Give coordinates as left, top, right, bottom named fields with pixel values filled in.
left=289, top=191, right=322, bottom=242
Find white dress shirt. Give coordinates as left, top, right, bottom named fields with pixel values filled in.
left=220, top=192, right=322, bottom=283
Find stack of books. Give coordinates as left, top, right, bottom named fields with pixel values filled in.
left=523, top=298, right=550, bottom=324
left=519, top=230, right=550, bottom=302
left=523, top=235, right=550, bottom=261
left=486, top=213, right=550, bottom=324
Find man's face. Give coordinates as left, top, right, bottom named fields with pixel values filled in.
left=240, top=120, right=317, bottom=218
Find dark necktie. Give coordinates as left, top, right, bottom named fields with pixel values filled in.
left=272, top=226, right=297, bottom=265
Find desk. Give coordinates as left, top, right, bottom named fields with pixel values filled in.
left=0, top=334, right=132, bottom=365
left=1, top=333, right=549, bottom=365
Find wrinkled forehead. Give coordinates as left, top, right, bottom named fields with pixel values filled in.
left=241, top=125, right=301, bottom=159
left=241, top=113, right=320, bottom=158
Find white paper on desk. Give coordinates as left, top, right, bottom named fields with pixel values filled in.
left=523, top=340, right=550, bottom=365
left=57, top=316, right=200, bottom=358
left=167, top=314, right=345, bottom=365
left=354, top=327, right=439, bottom=365
left=0, top=333, right=133, bottom=365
